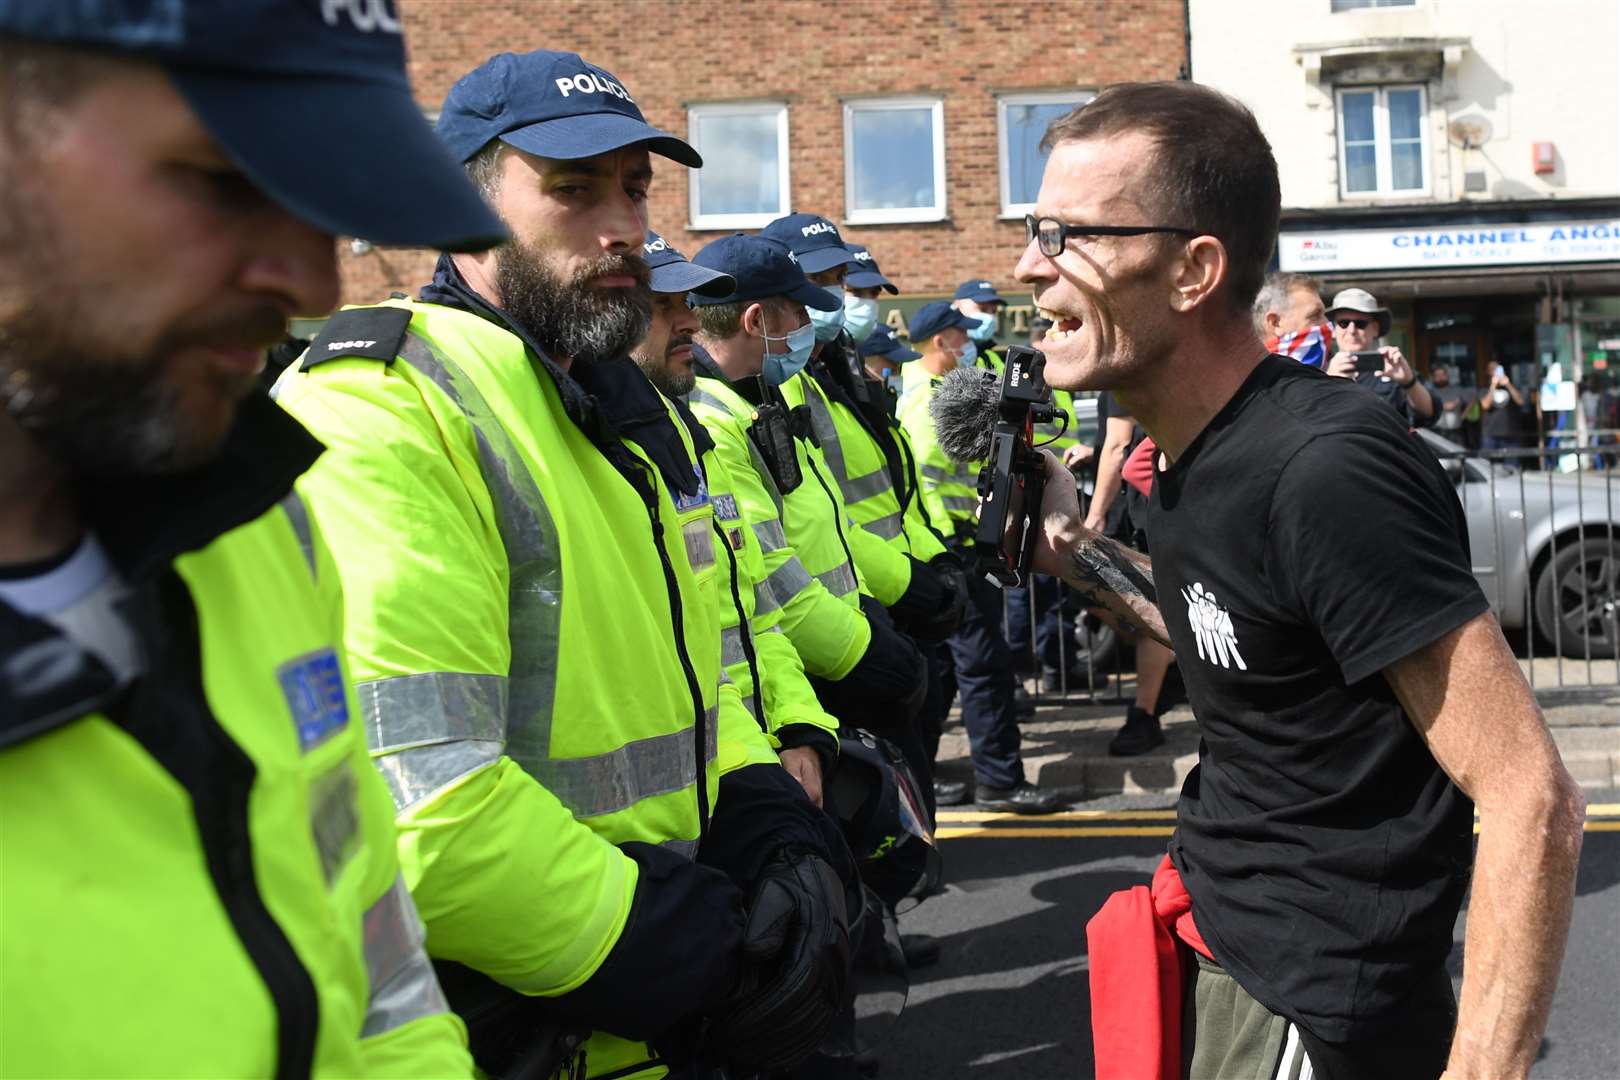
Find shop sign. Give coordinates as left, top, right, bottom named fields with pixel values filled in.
left=1279, top=218, right=1620, bottom=272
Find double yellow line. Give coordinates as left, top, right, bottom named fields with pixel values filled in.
left=935, top=803, right=1620, bottom=841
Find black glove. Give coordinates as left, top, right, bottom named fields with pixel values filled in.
left=842, top=605, right=928, bottom=724
left=888, top=556, right=969, bottom=644
left=709, top=850, right=852, bottom=1071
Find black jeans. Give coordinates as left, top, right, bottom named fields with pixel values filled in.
left=945, top=569, right=1024, bottom=789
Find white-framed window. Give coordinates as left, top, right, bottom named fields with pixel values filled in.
left=843, top=96, right=946, bottom=225
left=1331, top=0, right=1416, bottom=10
left=997, top=90, right=1094, bottom=217
left=686, top=102, right=790, bottom=230
left=1336, top=84, right=1429, bottom=197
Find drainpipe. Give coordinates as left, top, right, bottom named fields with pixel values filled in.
left=1180, top=0, right=1193, bottom=80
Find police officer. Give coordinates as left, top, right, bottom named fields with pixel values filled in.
left=682, top=236, right=933, bottom=754
left=631, top=231, right=841, bottom=807
left=274, top=50, right=851, bottom=1079
left=901, top=302, right=1066, bottom=814
left=952, top=280, right=1088, bottom=695
left=0, top=1, right=502, bottom=1074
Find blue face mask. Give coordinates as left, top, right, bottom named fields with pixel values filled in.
left=967, top=310, right=999, bottom=343
left=808, top=287, right=847, bottom=342
left=957, top=339, right=978, bottom=366
left=761, top=320, right=817, bottom=386
left=843, top=295, right=879, bottom=343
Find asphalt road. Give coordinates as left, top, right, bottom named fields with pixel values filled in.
left=866, top=793, right=1620, bottom=1080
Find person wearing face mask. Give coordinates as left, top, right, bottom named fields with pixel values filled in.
left=843, top=243, right=895, bottom=348
left=951, top=279, right=1011, bottom=373
left=899, top=302, right=1066, bottom=814
left=684, top=236, right=936, bottom=793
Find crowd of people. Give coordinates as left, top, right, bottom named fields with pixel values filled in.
left=0, top=5, right=1591, bottom=1080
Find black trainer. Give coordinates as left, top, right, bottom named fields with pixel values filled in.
left=1012, top=683, right=1036, bottom=718
left=933, top=778, right=969, bottom=806
left=975, top=781, right=1067, bottom=814
left=1108, top=705, right=1165, bottom=757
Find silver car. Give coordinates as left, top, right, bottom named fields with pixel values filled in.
left=1420, top=430, right=1619, bottom=659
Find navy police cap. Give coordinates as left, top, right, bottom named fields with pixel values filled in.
left=644, top=232, right=735, bottom=299
left=844, top=244, right=898, bottom=295
left=438, top=50, right=700, bottom=169
left=859, top=325, right=921, bottom=364
left=908, top=300, right=976, bottom=342
left=954, top=279, right=1008, bottom=305
left=0, top=0, right=505, bottom=252
left=689, top=235, right=839, bottom=312
left=760, top=212, right=851, bottom=275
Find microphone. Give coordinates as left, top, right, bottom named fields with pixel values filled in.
left=929, top=366, right=1001, bottom=463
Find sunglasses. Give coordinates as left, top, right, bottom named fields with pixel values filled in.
left=1335, top=318, right=1373, bottom=330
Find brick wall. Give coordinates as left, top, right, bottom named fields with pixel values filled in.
left=339, top=0, right=1187, bottom=307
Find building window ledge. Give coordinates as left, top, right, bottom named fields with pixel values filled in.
left=1295, top=36, right=1468, bottom=98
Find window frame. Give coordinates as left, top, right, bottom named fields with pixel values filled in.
left=1335, top=83, right=1430, bottom=199
left=686, top=100, right=791, bottom=231
left=1330, top=0, right=1418, bottom=11
left=842, top=95, right=947, bottom=225
left=996, top=89, right=1095, bottom=218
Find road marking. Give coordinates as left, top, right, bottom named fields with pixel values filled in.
left=937, top=809, right=1179, bottom=823
left=939, top=820, right=1620, bottom=841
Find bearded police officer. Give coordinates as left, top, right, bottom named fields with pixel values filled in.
left=274, top=50, right=852, bottom=1080
left=0, top=1, right=505, bottom=1075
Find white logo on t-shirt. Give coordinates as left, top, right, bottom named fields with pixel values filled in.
left=1183, top=582, right=1247, bottom=671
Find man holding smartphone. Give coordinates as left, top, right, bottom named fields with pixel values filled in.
left=1325, top=287, right=1436, bottom=427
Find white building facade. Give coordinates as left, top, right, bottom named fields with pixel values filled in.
left=1191, top=0, right=1620, bottom=437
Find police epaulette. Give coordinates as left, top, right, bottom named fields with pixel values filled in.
left=300, top=306, right=414, bottom=368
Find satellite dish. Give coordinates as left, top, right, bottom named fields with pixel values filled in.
left=1447, top=115, right=1493, bottom=150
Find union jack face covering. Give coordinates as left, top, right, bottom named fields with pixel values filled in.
left=1267, top=321, right=1334, bottom=368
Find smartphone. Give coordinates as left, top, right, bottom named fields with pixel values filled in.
left=1352, top=350, right=1386, bottom=375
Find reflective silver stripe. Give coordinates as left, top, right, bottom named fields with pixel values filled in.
left=818, top=564, right=858, bottom=597
left=764, top=555, right=814, bottom=605
left=357, top=673, right=508, bottom=809
left=840, top=466, right=892, bottom=504
left=309, top=759, right=361, bottom=885
left=395, top=334, right=707, bottom=822
left=921, top=464, right=951, bottom=482
left=721, top=625, right=749, bottom=668
left=535, top=718, right=718, bottom=820
left=943, top=495, right=980, bottom=513
left=862, top=510, right=905, bottom=541
left=688, top=386, right=730, bottom=413
left=753, top=520, right=788, bottom=553
left=361, top=875, right=452, bottom=1037
left=682, top=517, right=715, bottom=571
left=280, top=491, right=317, bottom=577
left=804, top=392, right=845, bottom=478
left=661, top=837, right=699, bottom=860
left=374, top=740, right=506, bottom=814
left=741, top=693, right=759, bottom=721
left=752, top=579, right=782, bottom=618
left=397, top=335, right=565, bottom=775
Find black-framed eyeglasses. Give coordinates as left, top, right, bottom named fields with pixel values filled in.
left=1024, top=214, right=1198, bottom=257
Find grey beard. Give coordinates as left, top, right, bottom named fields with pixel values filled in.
left=632, top=340, right=696, bottom=398
left=495, top=241, right=652, bottom=365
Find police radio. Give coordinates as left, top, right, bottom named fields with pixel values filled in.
left=972, top=346, right=1054, bottom=587
left=748, top=401, right=803, bottom=495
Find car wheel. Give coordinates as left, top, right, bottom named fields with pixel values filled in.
left=1073, top=611, right=1120, bottom=673
left=1532, top=536, right=1620, bottom=659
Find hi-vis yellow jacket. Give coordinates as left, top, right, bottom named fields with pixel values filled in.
left=0, top=397, right=468, bottom=1078
left=687, top=371, right=870, bottom=681
left=275, top=298, right=776, bottom=1080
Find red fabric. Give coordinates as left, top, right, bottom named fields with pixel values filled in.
left=1086, top=855, right=1212, bottom=1080
left=1122, top=436, right=1157, bottom=499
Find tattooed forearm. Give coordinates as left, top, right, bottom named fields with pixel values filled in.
left=1065, top=535, right=1171, bottom=647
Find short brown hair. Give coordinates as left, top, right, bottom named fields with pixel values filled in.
left=696, top=296, right=794, bottom=340
left=1042, top=81, right=1281, bottom=314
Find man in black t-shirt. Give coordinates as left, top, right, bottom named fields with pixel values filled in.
left=1013, top=82, right=1585, bottom=1080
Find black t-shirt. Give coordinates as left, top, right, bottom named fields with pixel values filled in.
left=1152, top=355, right=1489, bottom=1042
left=1480, top=387, right=1522, bottom=439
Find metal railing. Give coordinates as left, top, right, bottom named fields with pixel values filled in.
left=1002, top=440, right=1619, bottom=705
